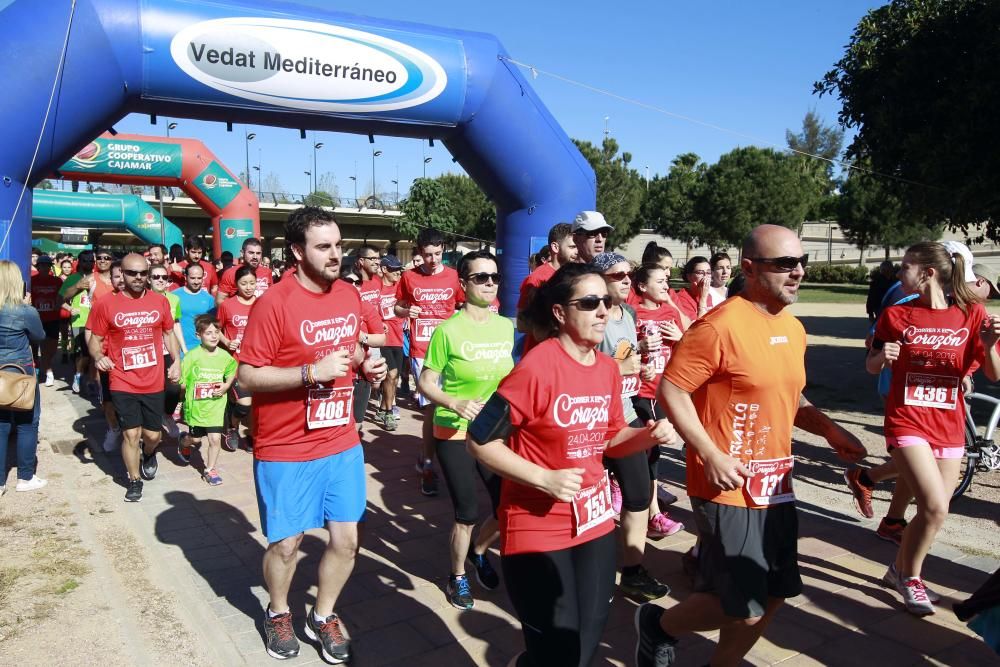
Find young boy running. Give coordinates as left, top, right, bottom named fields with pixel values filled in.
left=179, top=314, right=237, bottom=485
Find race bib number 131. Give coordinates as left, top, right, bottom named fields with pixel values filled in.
left=743, top=456, right=794, bottom=506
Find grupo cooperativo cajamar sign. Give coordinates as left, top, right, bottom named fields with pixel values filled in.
left=145, top=3, right=466, bottom=123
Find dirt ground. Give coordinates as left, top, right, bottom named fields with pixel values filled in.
left=1, top=301, right=998, bottom=665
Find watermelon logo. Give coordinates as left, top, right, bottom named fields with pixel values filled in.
left=68, top=142, right=101, bottom=170
left=203, top=174, right=218, bottom=189
left=225, top=227, right=237, bottom=239
left=143, top=212, right=155, bottom=223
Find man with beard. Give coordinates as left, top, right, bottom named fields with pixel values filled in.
left=636, top=224, right=866, bottom=667
left=87, top=254, right=180, bottom=502
left=238, top=207, right=386, bottom=663
left=217, top=237, right=272, bottom=304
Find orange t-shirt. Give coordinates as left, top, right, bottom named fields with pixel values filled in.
left=663, top=295, right=806, bottom=508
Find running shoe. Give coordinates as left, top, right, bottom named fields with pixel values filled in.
left=140, top=449, right=158, bottom=481
left=383, top=413, right=398, bottom=431
left=71, top=373, right=81, bottom=394
left=619, top=565, right=670, bottom=601
left=392, top=406, right=400, bottom=419
left=634, top=603, right=677, bottom=667
left=222, top=429, right=240, bottom=452
left=264, top=609, right=300, bottom=660
left=657, top=485, right=679, bottom=506
left=374, top=409, right=385, bottom=425
left=124, top=479, right=143, bottom=503
left=883, top=562, right=940, bottom=603
left=202, top=468, right=223, bottom=486
left=610, top=474, right=623, bottom=516
left=15, top=476, right=47, bottom=492
left=876, top=518, right=907, bottom=546
left=101, top=428, right=120, bottom=453
left=242, top=435, right=254, bottom=452
left=415, top=455, right=427, bottom=474
left=304, top=607, right=350, bottom=664
left=44, top=370, right=54, bottom=387
left=894, top=574, right=935, bottom=616
left=647, top=513, right=684, bottom=540
left=843, top=468, right=875, bottom=519
left=161, top=414, right=179, bottom=439
left=177, top=442, right=192, bottom=465
left=446, top=575, right=475, bottom=610
left=467, top=548, right=500, bottom=590
left=420, top=463, right=438, bottom=497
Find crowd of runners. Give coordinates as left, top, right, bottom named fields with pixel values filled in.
left=15, top=206, right=1000, bottom=666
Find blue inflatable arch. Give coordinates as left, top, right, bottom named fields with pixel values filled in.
left=0, top=0, right=595, bottom=313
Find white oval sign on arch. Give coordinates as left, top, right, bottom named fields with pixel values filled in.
left=169, top=17, right=449, bottom=113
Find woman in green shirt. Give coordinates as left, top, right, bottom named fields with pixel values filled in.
left=418, top=250, right=514, bottom=611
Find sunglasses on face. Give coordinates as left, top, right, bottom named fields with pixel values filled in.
left=604, top=271, right=630, bottom=282
left=582, top=229, right=609, bottom=239
left=150, top=274, right=169, bottom=281
left=747, top=254, right=809, bottom=272
left=123, top=269, right=149, bottom=278
left=95, top=255, right=113, bottom=261
left=342, top=276, right=361, bottom=285
left=566, top=295, right=612, bottom=311
left=466, top=272, right=500, bottom=285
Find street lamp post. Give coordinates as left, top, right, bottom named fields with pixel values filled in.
left=304, top=171, right=311, bottom=197
left=312, top=138, right=324, bottom=194
left=244, top=130, right=256, bottom=189
left=423, top=157, right=432, bottom=178
left=371, top=150, right=382, bottom=199
left=349, top=175, right=357, bottom=205
left=252, top=165, right=261, bottom=198
left=166, top=121, right=178, bottom=137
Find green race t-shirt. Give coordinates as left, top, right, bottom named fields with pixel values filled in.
left=161, top=290, right=181, bottom=322
left=180, top=345, right=236, bottom=427
left=423, top=310, right=515, bottom=433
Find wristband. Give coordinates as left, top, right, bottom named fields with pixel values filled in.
left=301, top=364, right=310, bottom=387
left=307, top=363, right=318, bottom=387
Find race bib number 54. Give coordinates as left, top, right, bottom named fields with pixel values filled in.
left=904, top=373, right=959, bottom=410
left=743, top=456, right=794, bottom=506
left=571, top=472, right=615, bottom=536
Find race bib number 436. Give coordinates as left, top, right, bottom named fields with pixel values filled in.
left=743, top=456, right=794, bottom=506
left=904, top=373, right=959, bottom=410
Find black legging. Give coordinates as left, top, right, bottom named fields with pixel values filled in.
left=352, top=378, right=372, bottom=424
left=631, top=397, right=663, bottom=481
left=604, top=415, right=653, bottom=512
left=436, top=438, right=501, bottom=524
left=502, top=530, right=617, bottom=667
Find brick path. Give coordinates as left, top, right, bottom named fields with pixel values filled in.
left=46, top=383, right=1000, bottom=666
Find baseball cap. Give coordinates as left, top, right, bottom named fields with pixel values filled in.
left=941, top=240, right=976, bottom=283
left=592, top=252, right=629, bottom=273
left=380, top=255, right=403, bottom=271
left=972, top=263, right=1000, bottom=299
left=571, top=211, right=613, bottom=234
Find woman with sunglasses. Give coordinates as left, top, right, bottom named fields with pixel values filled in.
left=217, top=265, right=258, bottom=452
left=468, top=263, right=678, bottom=667
left=868, top=242, right=1000, bottom=615
left=631, top=264, right=688, bottom=539
left=416, top=250, right=512, bottom=611
left=674, top=256, right=720, bottom=322
left=592, top=253, right=672, bottom=602
left=149, top=265, right=185, bottom=442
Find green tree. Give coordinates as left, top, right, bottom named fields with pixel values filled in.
left=435, top=173, right=496, bottom=241
left=786, top=111, right=844, bottom=220
left=696, top=147, right=813, bottom=247
left=641, top=153, right=718, bottom=248
left=572, top=138, right=645, bottom=247
left=816, top=0, right=1000, bottom=236
left=397, top=178, right=457, bottom=240
left=303, top=191, right=337, bottom=207
left=838, top=167, right=941, bottom=262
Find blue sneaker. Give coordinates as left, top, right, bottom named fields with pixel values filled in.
left=446, top=575, right=474, bottom=610
left=467, top=548, right=500, bottom=590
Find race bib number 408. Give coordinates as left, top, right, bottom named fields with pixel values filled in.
left=904, top=373, right=959, bottom=410
left=414, top=318, right=439, bottom=343
left=306, top=387, right=353, bottom=430
left=743, top=456, right=794, bottom=506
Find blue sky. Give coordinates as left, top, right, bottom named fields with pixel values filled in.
left=113, top=0, right=884, bottom=200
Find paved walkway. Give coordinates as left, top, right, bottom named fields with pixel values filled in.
left=42, top=380, right=1000, bottom=666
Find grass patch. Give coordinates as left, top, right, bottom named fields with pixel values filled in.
left=796, top=283, right=868, bottom=304
left=53, top=579, right=80, bottom=595
left=0, top=514, right=17, bottom=529
left=0, top=567, right=25, bottom=606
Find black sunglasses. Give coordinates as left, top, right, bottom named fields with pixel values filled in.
left=582, top=229, right=609, bottom=239
left=566, top=295, right=612, bottom=311
left=342, top=276, right=361, bottom=285
left=747, top=254, right=809, bottom=272
left=123, top=269, right=149, bottom=278
left=150, top=274, right=170, bottom=280
left=95, top=255, right=113, bottom=261
left=466, top=272, right=500, bottom=285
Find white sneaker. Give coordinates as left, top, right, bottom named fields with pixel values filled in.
left=44, top=370, right=54, bottom=387
left=894, top=573, right=935, bottom=616
left=161, top=414, right=179, bottom=439
left=102, top=428, right=121, bottom=452
left=16, top=476, right=47, bottom=492
left=883, top=562, right=940, bottom=603
left=71, top=373, right=81, bottom=394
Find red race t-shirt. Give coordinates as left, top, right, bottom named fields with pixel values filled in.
left=378, top=281, right=404, bottom=347
left=218, top=265, right=272, bottom=299
left=395, top=266, right=463, bottom=358
left=876, top=301, right=988, bottom=447
left=358, top=276, right=383, bottom=310
left=634, top=301, right=684, bottom=399
left=673, top=288, right=720, bottom=321
left=216, top=296, right=254, bottom=360
left=87, top=290, right=174, bottom=394
left=360, top=300, right=383, bottom=336
left=496, top=338, right=627, bottom=556
left=239, top=276, right=362, bottom=462
left=31, top=273, right=63, bottom=322
left=516, top=262, right=555, bottom=311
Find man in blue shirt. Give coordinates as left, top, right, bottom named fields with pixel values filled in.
left=173, top=263, right=216, bottom=355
